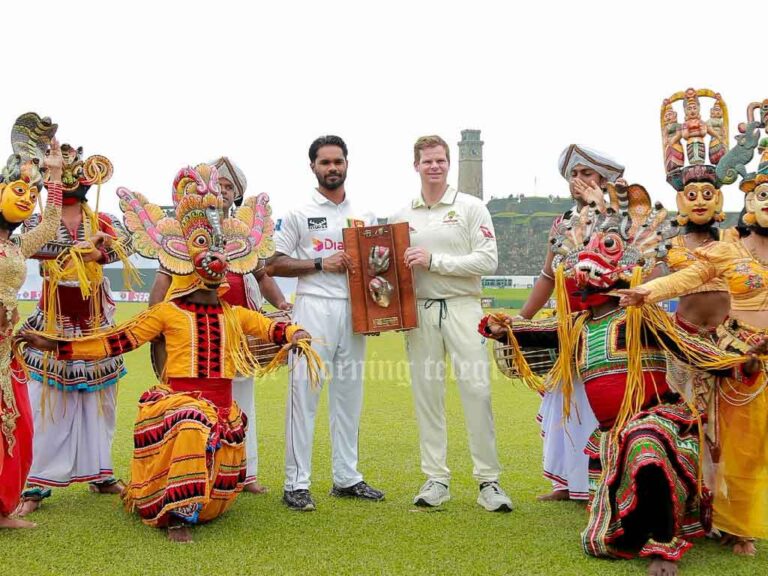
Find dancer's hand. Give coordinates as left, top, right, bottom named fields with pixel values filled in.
left=44, top=137, right=63, bottom=182
left=15, top=331, right=59, bottom=352
left=572, top=179, right=605, bottom=211
left=615, top=288, right=650, bottom=307
left=72, top=239, right=104, bottom=263
left=744, top=336, right=768, bottom=376
left=290, top=330, right=311, bottom=346
left=484, top=314, right=513, bottom=339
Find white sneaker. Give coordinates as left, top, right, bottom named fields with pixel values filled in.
left=477, top=481, right=513, bottom=512
left=413, top=480, right=450, bottom=507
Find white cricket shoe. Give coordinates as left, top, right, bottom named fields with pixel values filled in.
left=477, top=481, right=513, bottom=512
left=413, top=480, right=450, bottom=507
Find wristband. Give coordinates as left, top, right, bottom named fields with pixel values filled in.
left=314, top=257, right=323, bottom=271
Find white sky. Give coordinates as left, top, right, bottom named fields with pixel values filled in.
left=4, top=0, right=763, bottom=220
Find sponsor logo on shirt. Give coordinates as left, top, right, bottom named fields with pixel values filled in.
left=307, top=217, right=328, bottom=231
left=479, top=225, right=494, bottom=239
left=442, top=210, right=459, bottom=224
left=275, top=218, right=282, bottom=231
left=346, top=218, right=365, bottom=228
left=312, top=238, right=344, bottom=252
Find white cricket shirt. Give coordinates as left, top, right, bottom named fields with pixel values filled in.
left=274, top=190, right=375, bottom=299
left=390, top=186, right=498, bottom=299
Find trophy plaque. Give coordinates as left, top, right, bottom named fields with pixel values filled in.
left=343, top=222, right=418, bottom=335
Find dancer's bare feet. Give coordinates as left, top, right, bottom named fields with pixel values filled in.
left=89, top=480, right=126, bottom=495
left=536, top=489, right=569, bottom=501
left=15, top=498, right=41, bottom=517
left=648, top=558, right=677, bottom=576
left=167, top=525, right=193, bottom=543
left=0, top=515, right=37, bottom=529
left=733, top=539, right=757, bottom=556
left=243, top=481, right=268, bottom=495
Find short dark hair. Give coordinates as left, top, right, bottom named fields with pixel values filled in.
left=309, top=135, right=348, bottom=163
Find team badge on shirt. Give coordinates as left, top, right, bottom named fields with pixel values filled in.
left=479, top=225, right=494, bottom=239
left=443, top=210, right=459, bottom=225
left=308, top=217, right=328, bottom=231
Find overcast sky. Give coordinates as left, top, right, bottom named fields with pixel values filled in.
left=4, top=0, right=763, bottom=221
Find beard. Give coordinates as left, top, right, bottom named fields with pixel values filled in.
left=316, top=170, right=346, bottom=190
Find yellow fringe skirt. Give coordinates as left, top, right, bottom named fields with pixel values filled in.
left=122, top=386, right=246, bottom=527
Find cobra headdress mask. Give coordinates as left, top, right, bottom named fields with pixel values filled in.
left=0, top=112, right=57, bottom=230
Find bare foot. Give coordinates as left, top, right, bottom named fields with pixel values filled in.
left=0, top=515, right=37, bottom=529
left=733, top=539, right=757, bottom=556
left=15, top=499, right=41, bottom=517
left=648, top=558, right=677, bottom=576
left=167, top=525, right=193, bottom=543
left=243, top=481, right=269, bottom=495
left=536, top=489, right=570, bottom=501
left=89, top=480, right=126, bottom=495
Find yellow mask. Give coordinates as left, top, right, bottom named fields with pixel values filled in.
left=747, top=184, right=768, bottom=228
left=676, top=182, right=722, bottom=225
left=0, top=179, right=38, bottom=223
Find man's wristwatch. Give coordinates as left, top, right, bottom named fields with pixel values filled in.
left=314, top=257, right=323, bottom=271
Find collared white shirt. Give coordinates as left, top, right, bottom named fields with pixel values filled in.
left=274, top=190, right=375, bottom=299
left=390, top=186, right=498, bottom=299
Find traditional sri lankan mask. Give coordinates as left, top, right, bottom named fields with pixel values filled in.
left=552, top=183, right=678, bottom=303
left=56, top=143, right=113, bottom=200
left=0, top=178, right=39, bottom=224
left=745, top=184, right=768, bottom=228
left=118, top=163, right=273, bottom=291
left=172, top=165, right=228, bottom=287
left=676, top=181, right=724, bottom=225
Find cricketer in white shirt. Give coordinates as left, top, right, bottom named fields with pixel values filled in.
left=274, top=189, right=375, bottom=493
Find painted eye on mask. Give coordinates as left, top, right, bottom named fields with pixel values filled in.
left=757, top=189, right=768, bottom=202
left=601, top=233, right=622, bottom=256
left=192, top=234, right=208, bottom=247
left=701, top=188, right=714, bottom=201
left=12, top=185, right=26, bottom=197
left=685, top=189, right=698, bottom=201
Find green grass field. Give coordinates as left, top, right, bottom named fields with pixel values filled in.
left=1, top=302, right=764, bottom=575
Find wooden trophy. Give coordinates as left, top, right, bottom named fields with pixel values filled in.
left=343, top=222, right=418, bottom=335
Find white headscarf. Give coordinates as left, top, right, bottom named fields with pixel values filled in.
left=558, top=144, right=624, bottom=183
left=210, top=156, right=247, bottom=204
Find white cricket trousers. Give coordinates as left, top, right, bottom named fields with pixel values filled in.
left=284, top=295, right=365, bottom=491
left=405, top=296, right=501, bottom=484
left=232, top=374, right=258, bottom=483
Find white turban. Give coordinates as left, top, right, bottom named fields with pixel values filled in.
left=558, top=144, right=624, bottom=183
left=210, top=156, right=247, bottom=203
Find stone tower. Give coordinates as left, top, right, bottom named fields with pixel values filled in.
left=457, top=129, right=484, bottom=199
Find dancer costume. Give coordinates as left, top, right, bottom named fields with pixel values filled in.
left=21, top=137, right=134, bottom=499
left=39, top=165, right=315, bottom=527
left=536, top=144, right=623, bottom=500
left=0, top=113, right=60, bottom=515
left=485, top=183, right=758, bottom=562
left=640, top=100, right=768, bottom=540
